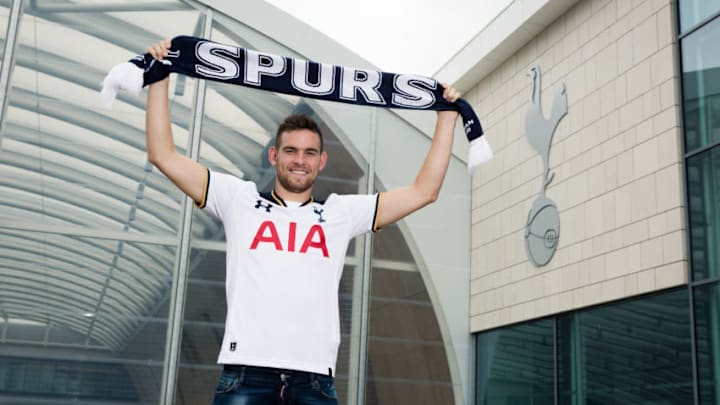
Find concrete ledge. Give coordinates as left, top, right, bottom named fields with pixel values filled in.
left=435, top=0, right=579, bottom=91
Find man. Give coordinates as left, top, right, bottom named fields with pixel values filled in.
left=145, top=39, right=462, bottom=405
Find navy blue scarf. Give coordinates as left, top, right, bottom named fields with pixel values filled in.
left=102, top=35, right=492, bottom=170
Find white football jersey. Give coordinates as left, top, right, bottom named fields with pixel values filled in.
left=198, top=170, right=379, bottom=375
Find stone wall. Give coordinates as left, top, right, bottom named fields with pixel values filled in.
left=468, top=0, right=685, bottom=332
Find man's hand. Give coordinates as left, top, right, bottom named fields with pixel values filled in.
left=442, top=83, right=461, bottom=103
left=439, top=83, right=461, bottom=120
left=147, top=39, right=172, bottom=60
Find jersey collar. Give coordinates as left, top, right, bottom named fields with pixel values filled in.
left=268, top=189, right=314, bottom=207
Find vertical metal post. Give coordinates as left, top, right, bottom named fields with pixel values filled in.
left=554, top=317, right=559, bottom=405
left=673, top=2, right=701, bottom=403
left=159, top=9, right=212, bottom=405
left=0, top=0, right=24, bottom=147
left=347, top=194, right=366, bottom=404
left=688, top=285, right=700, bottom=405
left=347, top=109, right=378, bottom=405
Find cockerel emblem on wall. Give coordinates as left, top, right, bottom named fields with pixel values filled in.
left=524, top=65, right=567, bottom=267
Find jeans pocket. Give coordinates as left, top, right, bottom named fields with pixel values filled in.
left=214, top=370, right=242, bottom=395
left=312, top=376, right=337, bottom=399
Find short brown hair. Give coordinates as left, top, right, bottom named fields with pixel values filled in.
left=275, top=113, right=323, bottom=151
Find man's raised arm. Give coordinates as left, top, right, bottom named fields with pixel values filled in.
left=374, top=84, right=461, bottom=228
left=145, top=39, right=207, bottom=205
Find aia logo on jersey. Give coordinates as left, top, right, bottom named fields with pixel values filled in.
left=249, top=220, right=329, bottom=257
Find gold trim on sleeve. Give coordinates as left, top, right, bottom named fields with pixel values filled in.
left=195, top=168, right=210, bottom=209
left=372, top=193, right=382, bottom=233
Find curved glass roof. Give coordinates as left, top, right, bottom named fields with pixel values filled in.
left=1, top=0, right=200, bottom=352
left=0, top=0, right=339, bottom=351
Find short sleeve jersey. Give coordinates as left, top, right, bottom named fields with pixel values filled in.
left=199, top=170, right=380, bottom=375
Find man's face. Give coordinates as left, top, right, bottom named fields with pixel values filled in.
left=268, top=129, right=327, bottom=195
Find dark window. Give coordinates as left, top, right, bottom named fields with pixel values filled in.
left=476, top=319, right=555, bottom=405
left=476, top=289, right=693, bottom=405
left=557, top=290, right=692, bottom=405
left=693, top=283, right=720, bottom=404
left=686, top=149, right=720, bottom=281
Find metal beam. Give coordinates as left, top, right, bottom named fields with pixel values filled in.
left=28, top=1, right=190, bottom=14
left=159, top=10, right=212, bottom=405
left=0, top=0, right=23, bottom=146
left=347, top=109, right=378, bottom=405
left=0, top=219, right=177, bottom=245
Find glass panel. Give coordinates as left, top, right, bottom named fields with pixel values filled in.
left=0, top=3, right=201, bottom=234
left=558, top=289, right=692, bottom=404
left=0, top=356, right=145, bottom=402
left=365, top=264, right=454, bottom=404
left=679, top=0, right=720, bottom=33
left=0, top=231, right=172, bottom=403
left=336, top=265, right=356, bottom=401
left=372, top=222, right=416, bottom=262
left=364, top=169, right=454, bottom=402
left=174, top=249, right=225, bottom=405
left=63, top=0, right=181, bottom=5
left=475, top=319, right=554, bottom=405
left=0, top=2, right=202, bottom=403
left=687, top=148, right=720, bottom=281
left=682, top=19, right=720, bottom=152
left=0, top=4, right=8, bottom=62
left=694, top=282, right=720, bottom=404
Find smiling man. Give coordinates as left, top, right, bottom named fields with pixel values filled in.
left=145, top=39, right=462, bottom=405
left=270, top=117, right=327, bottom=198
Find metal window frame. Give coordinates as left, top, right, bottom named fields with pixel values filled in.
left=158, top=8, right=213, bottom=404
left=675, top=1, right=720, bottom=404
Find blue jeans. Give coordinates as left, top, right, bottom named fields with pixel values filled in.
left=212, top=365, right=338, bottom=405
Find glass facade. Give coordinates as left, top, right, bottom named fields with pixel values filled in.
left=694, top=283, right=720, bottom=403
left=679, top=0, right=720, bottom=33
left=682, top=17, right=720, bottom=153
left=683, top=8, right=720, bottom=282
left=557, top=291, right=693, bottom=404
left=686, top=148, right=720, bottom=281
left=476, top=319, right=554, bottom=404
left=476, top=289, right=693, bottom=405
left=681, top=0, right=720, bottom=402
left=366, top=229, right=454, bottom=404
left=0, top=1, right=463, bottom=404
